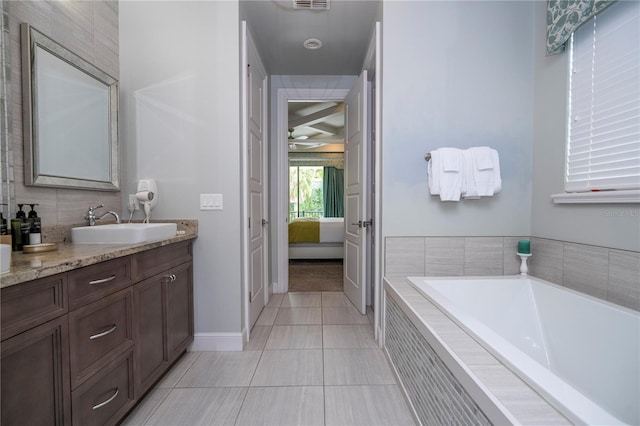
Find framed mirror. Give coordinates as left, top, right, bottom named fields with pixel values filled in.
left=21, top=23, right=119, bottom=191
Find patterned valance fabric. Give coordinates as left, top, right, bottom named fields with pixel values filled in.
left=546, top=0, right=616, bottom=55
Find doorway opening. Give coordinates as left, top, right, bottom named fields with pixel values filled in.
left=287, top=100, right=345, bottom=293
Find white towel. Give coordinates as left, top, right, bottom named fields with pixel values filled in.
left=462, top=147, right=501, bottom=198
left=472, top=146, right=494, bottom=170
left=428, top=148, right=464, bottom=201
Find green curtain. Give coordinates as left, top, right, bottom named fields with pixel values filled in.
left=323, top=167, right=344, bottom=217
left=546, top=0, right=615, bottom=55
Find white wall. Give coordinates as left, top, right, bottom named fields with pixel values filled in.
left=531, top=1, right=640, bottom=252
left=119, top=1, right=243, bottom=334
left=381, top=1, right=535, bottom=239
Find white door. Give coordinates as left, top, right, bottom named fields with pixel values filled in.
left=344, top=71, right=369, bottom=314
left=247, top=31, right=268, bottom=328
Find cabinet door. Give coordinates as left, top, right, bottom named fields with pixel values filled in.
left=1, top=316, right=71, bottom=426
left=134, top=274, right=168, bottom=396
left=166, top=261, right=193, bottom=362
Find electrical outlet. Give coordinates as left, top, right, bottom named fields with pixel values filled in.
left=128, top=194, right=140, bottom=211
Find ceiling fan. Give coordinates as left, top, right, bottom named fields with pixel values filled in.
left=288, top=127, right=323, bottom=150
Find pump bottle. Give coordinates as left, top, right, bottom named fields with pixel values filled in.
left=28, top=204, right=41, bottom=245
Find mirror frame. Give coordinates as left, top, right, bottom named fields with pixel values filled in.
left=21, top=23, right=120, bottom=191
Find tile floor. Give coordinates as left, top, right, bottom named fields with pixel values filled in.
left=122, top=292, right=416, bottom=426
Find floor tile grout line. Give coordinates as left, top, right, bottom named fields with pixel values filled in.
left=138, top=387, right=173, bottom=426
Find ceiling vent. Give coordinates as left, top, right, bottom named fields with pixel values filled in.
left=293, top=0, right=330, bottom=10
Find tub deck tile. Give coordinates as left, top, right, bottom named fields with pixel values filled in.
left=469, top=365, right=571, bottom=425
left=384, top=277, right=574, bottom=426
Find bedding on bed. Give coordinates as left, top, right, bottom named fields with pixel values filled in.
left=289, top=218, right=320, bottom=243
left=289, top=217, right=344, bottom=244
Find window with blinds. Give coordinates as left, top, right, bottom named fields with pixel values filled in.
left=566, top=0, right=640, bottom=192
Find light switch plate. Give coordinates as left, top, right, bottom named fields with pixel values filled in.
left=200, top=194, right=222, bottom=210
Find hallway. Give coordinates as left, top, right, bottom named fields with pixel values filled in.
left=122, top=292, right=415, bottom=425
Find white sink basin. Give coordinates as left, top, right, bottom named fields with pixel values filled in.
left=71, top=223, right=178, bottom=244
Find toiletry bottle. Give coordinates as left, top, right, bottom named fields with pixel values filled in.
left=28, top=204, right=41, bottom=245
left=0, top=212, right=7, bottom=235
left=11, top=204, right=27, bottom=251
left=0, top=203, right=7, bottom=235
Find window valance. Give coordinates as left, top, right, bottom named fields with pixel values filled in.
left=546, top=0, right=615, bottom=54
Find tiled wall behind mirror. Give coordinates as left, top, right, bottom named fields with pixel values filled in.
left=7, top=0, right=120, bottom=227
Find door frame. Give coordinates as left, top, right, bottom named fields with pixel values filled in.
left=275, top=88, right=350, bottom=294
left=241, top=22, right=269, bottom=343
left=363, top=22, right=382, bottom=342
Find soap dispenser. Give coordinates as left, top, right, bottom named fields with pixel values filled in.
left=0, top=212, right=7, bottom=236
left=11, top=204, right=28, bottom=251
left=28, top=204, right=41, bottom=245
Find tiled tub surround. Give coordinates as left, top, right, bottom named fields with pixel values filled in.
left=408, top=276, right=639, bottom=425
left=384, top=277, right=571, bottom=425
left=0, top=219, right=197, bottom=287
left=385, top=236, right=640, bottom=311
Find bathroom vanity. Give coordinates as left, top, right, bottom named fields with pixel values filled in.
left=0, top=226, right=196, bottom=426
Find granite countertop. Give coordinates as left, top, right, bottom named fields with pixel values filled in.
left=0, top=220, right=198, bottom=288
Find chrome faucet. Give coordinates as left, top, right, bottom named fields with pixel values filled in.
left=85, top=204, right=121, bottom=226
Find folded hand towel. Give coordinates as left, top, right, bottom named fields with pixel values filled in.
left=462, top=147, right=501, bottom=198
left=470, top=146, right=494, bottom=170
left=428, top=148, right=464, bottom=201
left=439, top=147, right=462, bottom=172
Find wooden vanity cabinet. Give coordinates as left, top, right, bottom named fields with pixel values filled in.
left=1, top=239, right=194, bottom=425
left=133, top=243, right=194, bottom=397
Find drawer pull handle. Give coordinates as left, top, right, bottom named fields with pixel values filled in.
left=89, top=275, right=116, bottom=285
left=90, top=325, right=117, bottom=340
left=92, top=388, right=119, bottom=410
left=163, top=274, right=177, bottom=283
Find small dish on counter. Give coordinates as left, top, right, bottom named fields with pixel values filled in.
left=22, top=243, right=59, bottom=254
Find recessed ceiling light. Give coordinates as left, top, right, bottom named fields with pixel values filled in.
left=303, top=38, right=323, bottom=50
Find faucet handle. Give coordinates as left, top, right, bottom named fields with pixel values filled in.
left=88, top=204, right=104, bottom=213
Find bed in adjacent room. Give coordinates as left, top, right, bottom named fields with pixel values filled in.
left=288, top=217, right=344, bottom=259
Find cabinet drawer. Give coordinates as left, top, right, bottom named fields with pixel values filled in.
left=68, top=257, right=131, bottom=310
left=1, top=273, right=67, bottom=341
left=69, top=288, right=134, bottom=389
left=131, top=241, right=192, bottom=282
left=71, top=348, right=135, bottom=426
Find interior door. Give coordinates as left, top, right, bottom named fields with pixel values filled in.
left=247, top=33, right=268, bottom=328
left=344, top=71, right=369, bottom=314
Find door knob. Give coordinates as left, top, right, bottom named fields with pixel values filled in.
left=351, top=220, right=372, bottom=228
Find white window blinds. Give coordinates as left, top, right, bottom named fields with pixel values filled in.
left=567, top=0, right=640, bottom=192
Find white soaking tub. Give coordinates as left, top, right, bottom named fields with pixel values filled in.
left=407, top=275, right=640, bottom=426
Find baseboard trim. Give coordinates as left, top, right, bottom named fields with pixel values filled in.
left=189, top=332, right=243, bottom=352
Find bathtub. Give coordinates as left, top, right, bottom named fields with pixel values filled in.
left=407, top=275, right=639, bottom=426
